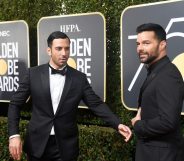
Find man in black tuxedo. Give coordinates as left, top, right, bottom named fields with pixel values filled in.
left=8, top=31, right=132, bottom=161
left=131, top=23, right=184, bottom=161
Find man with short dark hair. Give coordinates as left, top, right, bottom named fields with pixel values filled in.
left=8, top=31, right=132, bottom=161
left=131, top=23, right=184, bottom=161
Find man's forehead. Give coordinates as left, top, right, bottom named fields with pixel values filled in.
left=137, top=31, right=156, bottom=40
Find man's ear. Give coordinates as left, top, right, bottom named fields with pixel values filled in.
left=47, top=47, right=51, bottom=56
left=160, top=40, right=166, bottom=50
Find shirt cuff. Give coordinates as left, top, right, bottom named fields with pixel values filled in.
left=9, top=134, right=20, bottom=139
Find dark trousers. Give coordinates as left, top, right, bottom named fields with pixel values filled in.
left=27, top=135, right=62, bottom=161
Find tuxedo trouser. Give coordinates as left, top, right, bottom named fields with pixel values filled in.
left=27, top=135, right=62, bottom=161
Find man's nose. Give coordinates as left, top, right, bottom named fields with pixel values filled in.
left=61, top=49, right=67, bottom=56
left=137, top=44, right=143, bottom=53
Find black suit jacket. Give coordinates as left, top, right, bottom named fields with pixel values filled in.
left=8, top=64, right=121, bottom=161
left=134, top=56, right=184, bottom=161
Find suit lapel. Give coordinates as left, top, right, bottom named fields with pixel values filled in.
left=55, top=66, right=72, bottom=115
left=138, top=57, right=170, bottom=106
left=140, top=72, right=157, bottom=94
left=41, top=64, right=54, bottom=115
left=138, top=72, right=157, bottom=107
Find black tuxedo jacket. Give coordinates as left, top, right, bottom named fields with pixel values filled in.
left=8, top=64, right=121, bottom=161
left=134, top=56, right=184, bottom=161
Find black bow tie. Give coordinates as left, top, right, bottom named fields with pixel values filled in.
left=49, top=65, right=67, bottom=76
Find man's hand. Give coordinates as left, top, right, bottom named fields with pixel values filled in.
left=131, top=107, right=141, bottom=126
left=118, top=124, right=132, bottom=142
left=9, top=136, right=22, bottom=160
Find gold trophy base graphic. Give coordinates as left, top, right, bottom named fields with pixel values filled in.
left=172, top=53, right=184, bottom=80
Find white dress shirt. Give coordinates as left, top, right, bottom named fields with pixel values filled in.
left=49, top=66, right=66, bottom=135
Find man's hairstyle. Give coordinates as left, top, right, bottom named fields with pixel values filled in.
left=136, top=23, right=166, bottom=41
left=47, top=31, right=70, bottom=47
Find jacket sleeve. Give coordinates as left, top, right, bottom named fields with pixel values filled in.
left=8, top=69, right=30, bottom=136
left=81, top=75, right=121, bottom=131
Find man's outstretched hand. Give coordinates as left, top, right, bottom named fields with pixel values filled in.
left=118, top=124, right=132, bottom=142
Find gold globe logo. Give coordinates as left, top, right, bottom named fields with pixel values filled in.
left=0, top=59, right=8, bottom=75
left=67, top=57, right=77, bottom=69
left=172, top=53, right=184, bottom=80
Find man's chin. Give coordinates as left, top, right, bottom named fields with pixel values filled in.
left=59, top=62, right=67, bottom=66
left=140, top=59, right=147, bottom=64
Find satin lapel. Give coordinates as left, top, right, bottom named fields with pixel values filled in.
left=55, top=68, right=72, bottom=115
left=41, top=64, right=54, bottom=115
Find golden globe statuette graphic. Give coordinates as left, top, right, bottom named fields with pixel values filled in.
left=67, top=58, right=77, bottom=69
left=172, top=53, right=184, bottom=80
left=0, top=59, right=8, bottom=75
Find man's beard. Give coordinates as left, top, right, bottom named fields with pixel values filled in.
left=140, top=53, right=157, bottom=65
left=144, top=55, right=157, bottom=64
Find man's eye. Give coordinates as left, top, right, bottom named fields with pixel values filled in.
left=56, top=47, right=62, bottom=51
left=144, top=41, right=150, bottom=44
